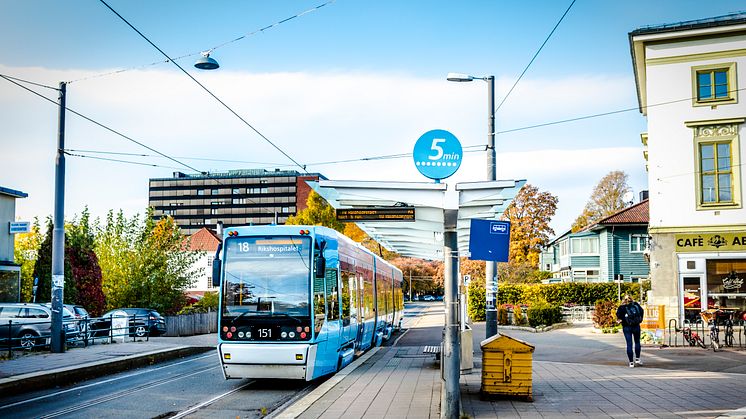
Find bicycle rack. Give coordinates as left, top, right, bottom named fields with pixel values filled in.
left=667, top=318, right=678, bottom=347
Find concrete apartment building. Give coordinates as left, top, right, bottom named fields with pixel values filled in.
left=149, top=169, right=324, bottom=235
left=0, top=186, right=28, bottom=302
left=630, top=12, right=746, bottom=323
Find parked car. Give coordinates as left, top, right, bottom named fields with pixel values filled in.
left=0, top=303, right=79, bottom=349
left=91, top=308, right=167, bottom=338
left=423, top=295, right=435, bottom=301
left=435, top=295, right=444, bottom=301
left=64, top=304, right=90, bottom=338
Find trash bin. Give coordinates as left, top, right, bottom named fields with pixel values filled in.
left=480, top=333, right=534, bottom=401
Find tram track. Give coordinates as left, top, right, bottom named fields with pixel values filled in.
left=37, top=364, right=221, bottom=418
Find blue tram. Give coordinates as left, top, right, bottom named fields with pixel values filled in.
left=212, top=225, right=404, bottom=380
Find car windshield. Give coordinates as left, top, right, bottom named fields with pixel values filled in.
left=221, top=236, right=311, bottom=318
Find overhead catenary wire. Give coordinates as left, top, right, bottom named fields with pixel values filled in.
left=68, top=1, right=336, bottom=84
left=494, top=0, right=576, bottom=114
left=99, top=0, right=307, bottom=174
left=1, top=73, right=281, bottom=214
left=0, top=73, right=204, bottom=174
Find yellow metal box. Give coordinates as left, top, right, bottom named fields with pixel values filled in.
left=480, top=333, right=534, bottom=401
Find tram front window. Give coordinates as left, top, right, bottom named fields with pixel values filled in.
left=221, top=236, right=312, bottom=341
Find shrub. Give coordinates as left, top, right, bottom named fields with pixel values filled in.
left=467, top=280, right=486, bottom=321
left=177, top=291, right=219, bottom=315
left=513, top=304, right=524, bottom=326
left=497, top=305, right=508, bottom=325
left=527, top=303, right=563, bottom=327
left=592, top=300, right=619, bottom=329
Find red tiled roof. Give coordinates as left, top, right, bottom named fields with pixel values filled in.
left=187, top=227, right=222, bottom=251
left=594, top=199, right=649, bottom=226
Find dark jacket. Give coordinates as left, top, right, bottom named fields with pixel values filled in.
left=616, top=302, right=644, bottom=327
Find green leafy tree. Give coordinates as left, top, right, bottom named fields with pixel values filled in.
left=32, top=217, right=76, bottom=304
left=285, top=190, right=345, bottom=232
left=14, top=218, right=42, bottom=302
left=572, top=171, right=631, bottom=232
left=95, top=208, right=199, bottom=315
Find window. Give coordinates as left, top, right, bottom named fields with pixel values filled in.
left=688, top=120, right=742, bottom=209
left=197, top=189, right=205, bottom=196
left=559, top=240, right=569, bottom=257
left=692, top=63, right=737, bottom=106
left=570, top=237, right=598, bottom=255
left=211, top=189, right=219, bottom=195
left=232, top=188, right=241, bottom=194
left=700, top=142, right=732, bottom=204
left=630, top=234, right=650, bottom=253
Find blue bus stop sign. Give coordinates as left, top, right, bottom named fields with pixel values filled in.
left=468, top=219, right=511, bottom=262
left=413, top=129, right=462, bottom=181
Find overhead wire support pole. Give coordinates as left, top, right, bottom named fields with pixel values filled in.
left=485, top=75, right=499, bottom=339
left=51, top=81, right=67, bottom=353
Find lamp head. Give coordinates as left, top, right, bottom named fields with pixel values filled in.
left=194, top=51, right=220, bottom=70
left=447, top=72, right=474, bottom=82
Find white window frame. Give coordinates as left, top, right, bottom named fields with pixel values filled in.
left=570, top=237, right=599, bottom=256
left=629, top=234, right=650, bottom=253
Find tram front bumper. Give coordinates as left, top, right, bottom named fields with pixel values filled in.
left=219, top=342, right=317, bottom=380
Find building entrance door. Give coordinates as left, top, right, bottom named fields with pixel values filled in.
left=681, top=275, right=705, bottom=323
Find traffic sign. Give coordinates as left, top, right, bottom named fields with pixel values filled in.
left=468, top=219, right=511, bottom=262
left=9, top=221, right=30, bottom=234
left=413, top=129, right=462, bottom=181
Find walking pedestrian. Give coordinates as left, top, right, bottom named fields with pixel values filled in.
left=617, top=294, right=644, bottom=367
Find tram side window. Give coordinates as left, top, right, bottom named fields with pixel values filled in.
left=340, top=271, right=353, bottom=326
left=326, top=269, right=339, bottom=321
left=313, top=275, right=326, bottom=333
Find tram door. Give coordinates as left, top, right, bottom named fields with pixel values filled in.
left=681, top=275, right=705, bottom=323
left=354, top=271, right=365, bottom=350
left=340, top=270, right=358, bottom=348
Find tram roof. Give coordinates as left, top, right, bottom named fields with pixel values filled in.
left=308, top=179, right=525, bottom=261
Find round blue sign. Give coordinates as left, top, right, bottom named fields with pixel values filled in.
left=413, top=129, right=462, bottom=180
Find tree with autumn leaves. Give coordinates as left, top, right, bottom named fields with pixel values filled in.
left=572, top=170, right=632, bottom=232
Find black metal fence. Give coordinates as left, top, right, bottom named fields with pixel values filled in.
left=1, top=314, right=153, bottom=359
left=665, top=318, right=746, bottom=349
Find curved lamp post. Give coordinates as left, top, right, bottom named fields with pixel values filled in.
left=447, top=72, right=498, bottom=339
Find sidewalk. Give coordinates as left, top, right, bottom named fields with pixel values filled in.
left=274, top=304, right=746, bottom=419
left=0, top=334, right=215, bottom=396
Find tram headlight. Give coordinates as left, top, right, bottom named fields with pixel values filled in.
left=281, top=331, right=287, bottom=338
left=238, top=331, right=245, bottom=338
left=289, top=331, right=295, bottom=338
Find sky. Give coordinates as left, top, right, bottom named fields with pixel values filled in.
left=2, top=0, right=745, bottom=237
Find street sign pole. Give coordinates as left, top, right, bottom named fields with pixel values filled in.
left=51, top=81, right=66, bottom=353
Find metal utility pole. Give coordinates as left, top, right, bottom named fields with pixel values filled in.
left=442, top=209, right=460, bottom=419
left=51, top=81, right=66, bottom=353
left=484, top=75, right=499, bottom=339
left=409, top=271, right=412, bottom=302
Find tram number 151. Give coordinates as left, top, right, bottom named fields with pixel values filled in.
left=258, top=328, right=272, bottom=338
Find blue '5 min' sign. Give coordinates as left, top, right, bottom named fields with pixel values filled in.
left=413, top=129, right=462, bottom=181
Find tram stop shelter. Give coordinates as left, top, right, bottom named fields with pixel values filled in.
left=309, top=178, right=525, bottom=417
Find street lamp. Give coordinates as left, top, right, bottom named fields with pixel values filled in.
left=194, top=51, right=220, bottom=70
left=447, top=72, right=498, bottom=339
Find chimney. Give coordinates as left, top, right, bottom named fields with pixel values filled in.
left=216, top=221, right=224, bottom=237
left=639, top=190, right=649, bottom=201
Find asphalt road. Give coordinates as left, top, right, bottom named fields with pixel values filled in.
left=0, top=352, right=310, bottom=418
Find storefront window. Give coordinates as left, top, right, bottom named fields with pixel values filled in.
left=706, top=259, right=746, bottom=316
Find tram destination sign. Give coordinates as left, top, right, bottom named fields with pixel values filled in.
left=336, top=207, right=415, bottom=222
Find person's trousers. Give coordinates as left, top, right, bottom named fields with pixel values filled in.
left=623, top=325, right=641, bottom=362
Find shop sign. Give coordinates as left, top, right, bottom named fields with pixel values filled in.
left=722, top=272, right=743, bottom=291
left=641, top=305, right=665, bottom=330
left=675, top=232, right=746, bottom=252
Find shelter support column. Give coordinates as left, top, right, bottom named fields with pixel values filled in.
left=442, top=209, right=460, bottom=419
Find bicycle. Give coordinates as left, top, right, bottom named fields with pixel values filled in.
left=679, top=323, right=706, bottom=348
left=723, top=314, right=734, bottom=347
left=701, top=310, right=720, bottom=351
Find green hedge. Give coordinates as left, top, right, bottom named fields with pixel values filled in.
left=527, top=303, right=563, bottom=327
left=466, top=281, right=650, bottom=322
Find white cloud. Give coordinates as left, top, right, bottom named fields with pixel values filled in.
left=1, top=65, right=647, bottom=236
